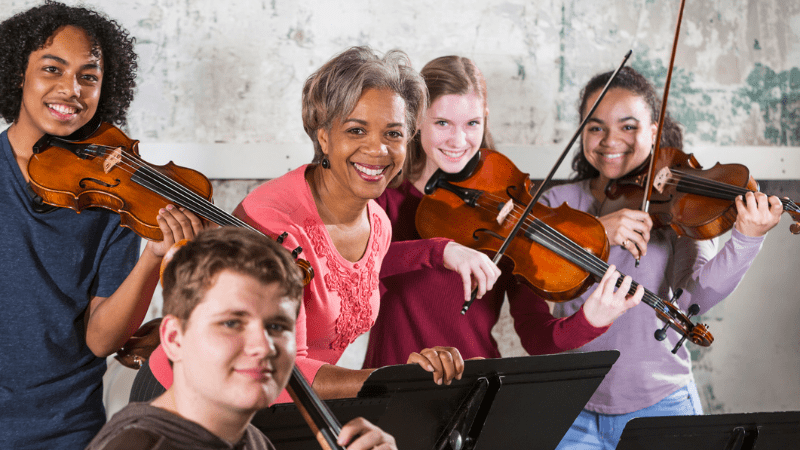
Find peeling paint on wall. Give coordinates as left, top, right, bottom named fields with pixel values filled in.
left=3, top=0, right=800, bottom=417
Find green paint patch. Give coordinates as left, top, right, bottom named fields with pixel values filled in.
left=739, top=64, right=800, bottom=145
left=631, top=57, right=721, bottom=142
left=627, top=52, right=799, bottom=145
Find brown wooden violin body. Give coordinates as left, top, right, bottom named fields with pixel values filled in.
left=606, top=147, right=800, bottom=239
left=30, top=122, right=340, bottom=448
left=417, top=148, right=609, bottom=302
left=417, top=148, right=713, bottom=348
left=29, top=122, right=212, bottom=241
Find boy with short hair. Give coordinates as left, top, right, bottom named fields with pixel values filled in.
left=0, top=2, right=204, bottom=448
left=87, top=227, right=396, bottom=450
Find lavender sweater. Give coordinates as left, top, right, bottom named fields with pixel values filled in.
left=542, top=180, right=765, bottom=414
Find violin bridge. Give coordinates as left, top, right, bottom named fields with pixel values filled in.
left=653, top=167, right=672, bottom=194
left=103, top=148, right=123, bottom=173
left=497, top=199, right=514, bottom=225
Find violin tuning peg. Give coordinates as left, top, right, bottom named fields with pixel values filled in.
left=672, top=334, right=688, bottom=354
left=276, top=232, right=288, bottom=244
left=654, top=328, right=667, bottom=341
left=654, top=321, right=670, bottom=341
left=292, top=246, right=303, bottom=259
left=687, top=304, right=700, bottom=317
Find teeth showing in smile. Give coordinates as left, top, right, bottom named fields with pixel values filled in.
left=49, top=104, right=77, bottom=115
left=353, top=163, right=386, bottom=177
left=601, top=153, right=624, bottom=160
left=441, top=149, right=466, bottom=159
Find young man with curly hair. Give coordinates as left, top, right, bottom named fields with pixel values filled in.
left=0, top=2, right=204, bottom=448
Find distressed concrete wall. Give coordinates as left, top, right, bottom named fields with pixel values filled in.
left=4, top=0, right=798, bottom=418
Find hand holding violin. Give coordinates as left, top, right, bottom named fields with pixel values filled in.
left=442, top=242, right=502, bottom=301
left=145, top=205, right=207, bottom=259
left=582, top=265, right=643, bottom=328
left=734, top=191, right=783, bottom=237
left=596, top=208, right=653, bottom=261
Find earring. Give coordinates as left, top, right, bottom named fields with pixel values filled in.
left=396, top=169, right=403, bottom=176
left=320, top=156, right=330, bottom=169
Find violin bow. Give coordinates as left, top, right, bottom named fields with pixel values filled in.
left=641, top=0, right=688, bottom=226
left=462, top=49, right=633, bottom=314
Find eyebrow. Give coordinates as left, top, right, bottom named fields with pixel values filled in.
left=434, top=116, right=482, bottom=121
left=586, top=116, right=640, bottom=124
left=39, top=54, right=102, bottom=71
left=212, top=308, right=297, bottom=323
left=343, top=118, right=405, bottom=128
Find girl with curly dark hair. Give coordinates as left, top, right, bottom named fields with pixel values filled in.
left=544, top=67, right=782, bottom=450
left=0, top=3, right=204, bottom=449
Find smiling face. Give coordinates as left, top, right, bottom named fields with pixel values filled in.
left=317, top=88, right=408, bottom=202
left=15, top=25, right=102, bottom=141
left=167, top=269, right=298, bottom=415
left=581, top=87, right=658, bottom=186
left=419, top=93, right=485, bottom=177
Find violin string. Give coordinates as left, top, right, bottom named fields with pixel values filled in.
left=86, top=146, right=257, bottom=231
left=472, top=192, right=671, bottom=313
left=657, top=171, right=798, bottom=212
left=665, top=171, right=751, bottom=198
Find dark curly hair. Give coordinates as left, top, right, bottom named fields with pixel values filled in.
left=0, top=1, right=137, bottom=126
left=571, top=66, right=683, bottom=181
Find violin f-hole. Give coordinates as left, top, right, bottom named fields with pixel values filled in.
left=473, top=228, right=506, bottom=243
left=79, top=177, right=121, bottom=189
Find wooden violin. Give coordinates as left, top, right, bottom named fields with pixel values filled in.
left=28, top=120, right=314, bottom=282
left=605, top=146, right=800, bottom=239
left=417, top=148, right=713, bottom=351
left=29, top=121, right=343, bottom=448
left=619, top=0, right=800, bottom=239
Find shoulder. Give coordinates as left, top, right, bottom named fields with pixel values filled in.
left=86, top=404, right=167, bottom=450
left=541, top=180, right=592, bottom=209
left=236, top=166, right=316, bottom=235
left=244, top=424, right=277, bottom=450
left=89, top=427, right=169, bottom=450
left=240, top=166, right=312, bottom=216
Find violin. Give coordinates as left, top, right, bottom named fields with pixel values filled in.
left=605, top=146, right=800, bottom=239
left=28, top=119, right=314, bottom=282
left=29, top=121, right=342, bottom=448
left=417, top=148, right=713, bottom=351
left=618, top=0, right=800, bottom=239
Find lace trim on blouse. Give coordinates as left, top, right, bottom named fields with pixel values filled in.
left=305, top=213, right=384, bottom=350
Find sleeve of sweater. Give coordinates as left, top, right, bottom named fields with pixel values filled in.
left=672, top=228, right=765, bottom=314
left=508, top=280, right=609, bottom=355
left=380, top=238, right=451, bottom=279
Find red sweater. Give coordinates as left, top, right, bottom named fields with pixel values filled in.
left=363, top=181, right=607, bottom=368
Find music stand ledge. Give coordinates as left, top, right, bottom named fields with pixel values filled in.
left=254, top=350, right=619, bottom=450
left=616, top=410, right=800, bottom=450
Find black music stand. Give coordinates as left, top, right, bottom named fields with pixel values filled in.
left=254, top=351, right=618, bottom=450
left=616, top=411, right=800, bottom=450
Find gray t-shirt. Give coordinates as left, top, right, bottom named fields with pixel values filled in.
left=85, top=403, right=276, bottom=450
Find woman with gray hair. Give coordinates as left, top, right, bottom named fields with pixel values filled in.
left=144, top=46, right=501, bottom=405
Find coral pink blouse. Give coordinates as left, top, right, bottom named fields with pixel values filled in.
left=148, top=165, right=391, bottom=404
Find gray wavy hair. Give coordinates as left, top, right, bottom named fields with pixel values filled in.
left=301, top=46, right=428, bottom=163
